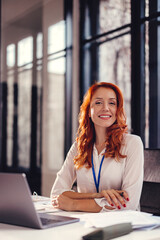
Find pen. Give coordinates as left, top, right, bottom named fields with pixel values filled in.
left=120, top=192, right=124, bottom=197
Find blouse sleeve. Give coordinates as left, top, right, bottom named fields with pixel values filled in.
left=50, top=142, right=77, bottom=197
left=121, top=135, right=144, bottom=210
left=95, top=135, right=144, bottom=212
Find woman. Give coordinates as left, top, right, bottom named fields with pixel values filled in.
left=51, top=82, right=144, bottom=212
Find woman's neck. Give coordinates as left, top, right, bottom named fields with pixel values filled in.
left=94, top=126, right=107, bottom=154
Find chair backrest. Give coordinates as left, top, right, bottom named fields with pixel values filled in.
left=140, top=149, right=160, bottom=216
left=143, top=149, right=160, bottom=182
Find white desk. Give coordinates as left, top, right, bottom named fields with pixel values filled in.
left=0, top=211, right=160, bottom=240
left=0, top=222, right=160, bottom=240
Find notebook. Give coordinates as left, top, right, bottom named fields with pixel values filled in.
left=0, top=173, right=79, bottom=229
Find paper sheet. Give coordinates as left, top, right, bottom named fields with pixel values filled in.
left=32, top=196, right=60, bottom=212
left=72, top=210, right=160, bottom=230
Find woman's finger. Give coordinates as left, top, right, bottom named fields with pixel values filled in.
left=106, top=189, right=122, bottom=209
left=101, top=190, right=114, bottom=207
left=111, top=190, right=127, bottom=208
left=116, top=190, right=129, bottom=202
left=52, top=195, right=60, bottom=207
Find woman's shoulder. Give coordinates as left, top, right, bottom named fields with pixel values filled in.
left=123, top=133, right=143, bottom=148
left=123, top=133, right=142, bottom=141
left=63, top=141, right=78, bottom=166
left=121, top=134, right=144, bottom=164
left=71, top=141, right=78, bottom=150
left=66, top=141, right=78, bottom=157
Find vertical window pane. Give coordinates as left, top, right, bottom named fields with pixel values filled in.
left=37, top=33, right=43, bottom=59
left=48, top=57, right=65, bottom=74
left=48, top=21, right=65, bottom=54
left=99, top=0, right=131, bottom=34
left=36, top=64, right=42, bottom=168
left=7, top=74, right=14, bottom=166
left=7, top=44, right=15, bottom=68
left=99, top=34, right=131, bottom=130
left=18, top=37, right=33, bottom=66
left=47, top=57, right=65, bottom=170
left=145, top=0, right=149, bottom=17
left=18, top=69, right=32, bottom=168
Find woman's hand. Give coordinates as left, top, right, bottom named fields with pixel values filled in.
left=51, top=190, right=129, bottom=212
left=100, top=189, right=129, bottom=209
left=52, top=194, right=76, bottom=211
left=52, top=194, right=103, bottom=212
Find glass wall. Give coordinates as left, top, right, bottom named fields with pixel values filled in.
left=99, top=34, right=131, bottom=129
left=46, top=20, right=65, bottom=170
left=0, top=0, right=66, bottom=195
left=99, top=1, right=131, bottom=129
left=80, top=0, right=160, bottom=149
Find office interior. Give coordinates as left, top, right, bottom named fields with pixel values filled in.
left=0, top=0, right=160, bottom=199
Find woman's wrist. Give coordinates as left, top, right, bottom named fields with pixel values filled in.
left=62, top=191, right=102, bottom=199
left=72, top=199, right=102, bottom=212
left=94, top=192, right=102, bottom=198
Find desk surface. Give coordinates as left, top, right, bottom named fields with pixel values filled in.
left=0, top=222, right=160, bottom=240
left=0, top=211, right=160, bottom=240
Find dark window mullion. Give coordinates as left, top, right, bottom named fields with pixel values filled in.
left=149, top=0, right=160, bottom=148
left=64, top=0, right=73, bottom=157
left=12, top=43, right=18, bottom=168
left=79, top=0, right=89, bottom=101
left=0, top=0, right=2, bottom=169
left=30, top=34, right=38, bottom=172
left=97, top=30, right=131, bottom=46
left=79, top=0, right=99, bottom=102
left=131, top=0, right=145, bottom=144
left=0, top=81, right=7, bottom=170
left=83, top=23, right=131, bottom=44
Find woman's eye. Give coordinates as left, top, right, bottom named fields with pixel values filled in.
left=95, top=101, right=102, bottom=105
left=109, top=102, right=116, bottom=105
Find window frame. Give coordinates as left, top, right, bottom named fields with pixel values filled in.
left=79, top=0, right=160, bottom=149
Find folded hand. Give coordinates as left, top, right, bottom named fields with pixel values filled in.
left=100, top=189, right=129, bottom=209
left=52, top=194, right=75, bottom=211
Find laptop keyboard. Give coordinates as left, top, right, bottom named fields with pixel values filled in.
left=41, top=217, right=62, bottom=226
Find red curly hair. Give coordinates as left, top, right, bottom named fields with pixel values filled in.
left=74, top=82, right=128, bottom=169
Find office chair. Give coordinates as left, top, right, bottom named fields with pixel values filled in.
left=140, top=149, right=160, bottom=216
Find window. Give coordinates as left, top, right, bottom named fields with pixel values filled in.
left=46, top=21, right=65, bottom=170
left=0, top=0, right=73, bottom=196
left=79, top=0, right=160, bottom=149
left=80, top=0, right=132, bottom=130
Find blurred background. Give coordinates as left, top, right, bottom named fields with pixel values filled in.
left=0, top=0, right=160, bottom=196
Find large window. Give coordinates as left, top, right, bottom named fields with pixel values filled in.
left=0, top=0, right=43, bottom=194
left=79, top=0, right=160, bottom=149
left=0, top=0, right=68, bottom=196
left=80, top=0, right=132, bottom=130
left=99, top=0, right=131, bottom=129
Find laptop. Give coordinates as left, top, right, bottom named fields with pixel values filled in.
left=0, top=173, right=79, bottom=229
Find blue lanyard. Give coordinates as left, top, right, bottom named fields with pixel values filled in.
left=91, top=153, right=105, bottom=193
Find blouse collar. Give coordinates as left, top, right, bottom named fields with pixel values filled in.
left=93, top=143, right=106, bottom=156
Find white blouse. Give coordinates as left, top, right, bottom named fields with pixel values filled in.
left=50, top=134, right=144, bottom=211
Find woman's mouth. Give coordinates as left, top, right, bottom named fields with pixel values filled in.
left=98, top=114, right=111, bottom=119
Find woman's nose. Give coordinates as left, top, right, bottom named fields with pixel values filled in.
left=103, top=102, right=109, bottom=111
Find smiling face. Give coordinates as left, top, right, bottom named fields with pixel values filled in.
left=89, top=87, right=117, bottom=131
